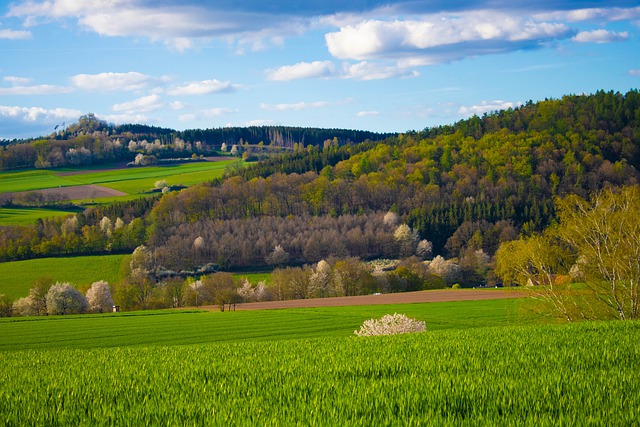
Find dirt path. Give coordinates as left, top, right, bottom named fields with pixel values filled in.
left=203, top=289, right=522, bottom=311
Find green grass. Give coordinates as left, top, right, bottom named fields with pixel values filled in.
left=233, top=271, right=273, bottom=284
left=0, top=254, right=127, bottom=299
left=0, top=298, right=531, bottom=351
left=0, top=206, right=79, bottom=225
left=0, top=160, right=238, bottom=195
left=0, top=319, right=637, bottom=425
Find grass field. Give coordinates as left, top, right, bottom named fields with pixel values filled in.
left=0, top=316, right=637, bottom=425
left=0, top=206, right=80, bottom=225
left=0, top=254, right=127, bottom=299
left=0, top=159, right=237, bottom=196
left=0, top=159, right=239, bottom=224
left=0, top=298, right=531, bottom=351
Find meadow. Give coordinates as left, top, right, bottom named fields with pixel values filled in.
left=0, top=310, right=636, bottom=425
left=0, top=254, right=127, bottom=299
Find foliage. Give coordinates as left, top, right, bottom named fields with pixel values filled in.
left=495, top=186, right=640, bottom=321
left=86, top=281, right=114, bottom=313
left=45, top=282, right=88, bottom=315
left=354, top=313, right=426, bottom=336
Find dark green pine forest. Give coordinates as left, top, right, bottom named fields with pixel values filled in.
left=1, top=90, right=639, bottom=280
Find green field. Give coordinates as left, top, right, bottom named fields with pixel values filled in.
left=0, top=313, right=637, bottom=425
left=0, top=160, right=237, bottom=196
left=0, top=298, right=530, bottom=351
left=0, top=254, right=127, bottom=299
left=0, top=206, right=80, bottom=225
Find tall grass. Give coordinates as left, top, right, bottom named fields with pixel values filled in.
left=0, top=320, right=637, bottom=425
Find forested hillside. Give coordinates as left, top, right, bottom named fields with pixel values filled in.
left=0, top=115, right=389, bottom=171
left=1, top=90, right=639, bottom=281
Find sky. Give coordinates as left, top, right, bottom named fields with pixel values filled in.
left=0, top=1, right=639, bottom=140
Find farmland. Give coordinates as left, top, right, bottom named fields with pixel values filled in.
left=0, top=316, right=637, bottom=425
left=0, top=254, right=127, bottom=299
left=0, top=158, right=238, bottom=224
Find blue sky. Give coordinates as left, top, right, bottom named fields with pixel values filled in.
left=0, top=0, right=639, bottom=139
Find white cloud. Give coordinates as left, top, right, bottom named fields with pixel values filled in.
left=100, top=113, right=153, bottom=125
left=458, top=100, right=520, bottom=116
left=202, top=108, right=237, bottom=117
left=572, top=30, right=628, bottom=43
left=341, top=61, right=419, bottom=80
left=167, top=79, right=240, bottom=96
left=112, top=94, right=163, bottom=113
left=0, top=84, right=72, bottom=95
left=267, top=61, right=336, bottom=81
left=179, top=113, right=197, bottom=122
left=0, top=29, right=31, bottom=39
left=0, top=105, right=82, bottom=138
left=325, top=12, right=570, bottom=63
left=630, top=70, right=640, bottom=77
left=7, top=0, right=299, bottom=51
left=536, top=7, right=640, bottom=23
left=260, top=98, right=352, bottom=111
left=0, top=105, right=81, bottom=122
left=169, top=101, right=186, bottom=110
left=357, top=110, right=379, bottom=117
left=71, top=72, right=163, bottom=91
left=3, top=76, right=32, bottom=85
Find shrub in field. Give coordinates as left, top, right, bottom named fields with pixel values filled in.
left=46, top=283, right=88, bottom=315
left=354, top=313, right=426, bottom=336
left=0, top=294, right=12, bottom=317
left=12, top=297, right=38, bottom=316
left=86, top=281, right=114, bottom=313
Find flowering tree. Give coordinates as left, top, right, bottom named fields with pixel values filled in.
left=46, top=282, right=88, bottom=315
left=86, top=280, right=114, bottom=313
left=354, top=313, right=426, bottom=336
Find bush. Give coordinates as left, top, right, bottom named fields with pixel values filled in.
left=46, top=283, right=89, bottom=315
left=354, top=313, right=426, bottom=336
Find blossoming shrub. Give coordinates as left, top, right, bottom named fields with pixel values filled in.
left=354, top=313, right=426, bottom=336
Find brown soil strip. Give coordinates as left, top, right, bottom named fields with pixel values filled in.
left=203, top=289, right=522, bottom=311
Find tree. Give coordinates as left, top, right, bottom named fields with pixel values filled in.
left=28, top=276, right=54, bottom=315
left=86, top=280, right=114, bottom=313
left=12, top=297, right=37, bottom=316
left=266, top=244, right=289, bottom=266
left=310, top=260, right=332, bottom=298
left=556, top=187, right=640, bottom=320
left=46, top=282, right=89, bottom=315
left=0, top=294, right=13, bottom=317
left=394, top=224, right=419, bottom=257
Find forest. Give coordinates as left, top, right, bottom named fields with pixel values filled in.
left=1, top=90, right=640, bottom=312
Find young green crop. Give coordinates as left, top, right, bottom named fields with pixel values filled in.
left=0, top=320, right=638, bottom=425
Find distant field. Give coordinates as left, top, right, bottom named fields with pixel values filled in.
left=0, top=159, right=237, bottom=196
left=0, top=254, right=127, bottom=299
left=0, top=159, right=239, bottom=224
left=0, top=206, right=79, bottom=225
left=0, top=297, right=532, bottom=351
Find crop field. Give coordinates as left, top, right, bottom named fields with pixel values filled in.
left=0, top=318, right=637, bottom=425
left=0, top=298, right=531, bottom=351
left=0, top=254, right=127, bottom=299
left=0, top=206, right=81, bottom=225
left=0, top=158, right=237, bottom=196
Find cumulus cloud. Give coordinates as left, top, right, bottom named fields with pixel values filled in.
left=71, top=72, right=164, bottom=91
left=167, top=79, right=240, bottom=96
left=0, top=106, right=81, bottom=139
left=630, top=70, right=640, bottom=76
left=0, top=29, right=31, bottom=39
left=112, top=94, right=163, bottom=113
left=458, top=100, right=520, bottom=116
left=7, top=0, right=303, bottom=50
left=325, top=11, right=571, bottom=63
left=260, top=98, right=352, bottom=111
left=572, top=29, right=628, bottom=43
left=267, top=61, right=336, bottom=81
left=535, top=7, right=640, bottom=23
